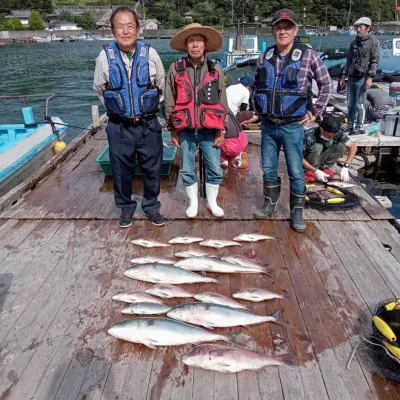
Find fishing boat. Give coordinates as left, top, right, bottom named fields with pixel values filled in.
left=0, top=94, right=68, bottom=184
left=379, top=37, right=400, bottom=73
left=223, top=34, right=262, bottom=68
left=33, top=34, right=63, bottom=43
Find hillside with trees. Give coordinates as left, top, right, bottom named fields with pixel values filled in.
left=0, top=0, right=397, bottom=29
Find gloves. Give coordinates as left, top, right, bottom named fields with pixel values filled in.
left=340, top=167, right=350, bottom=183
left=314, top=169, right=329, bottom=183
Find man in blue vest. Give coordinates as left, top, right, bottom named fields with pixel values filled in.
left=253, top=9, right=332, bottom=232
left=93, top=7, right=166, bottom=228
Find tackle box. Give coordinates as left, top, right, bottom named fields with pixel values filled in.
left=96, top=131, right=177, bottom=176
left=384, top=106, right=400, bottom=137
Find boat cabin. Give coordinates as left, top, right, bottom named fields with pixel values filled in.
left=380, top=37, right=400, bottom=73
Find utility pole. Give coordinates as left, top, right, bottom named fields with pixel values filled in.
left=231, top=0, right=234, bottom=25
left=346, top=0, right=353, bottom=28
left=142, top=0, right=146, bottom=39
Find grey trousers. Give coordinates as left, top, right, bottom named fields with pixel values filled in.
left=305, top=142, right=347, bottom=169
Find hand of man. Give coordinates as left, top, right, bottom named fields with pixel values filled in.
left=314, top=169, right=329, bottom=183
left=340, top=167, right=350, bottom=182
left=339, top=77, right=346, bottom=88
left=365, top=77, right=373, bottom=89
left=213, top=130, right=225, bottom=148
left=171, top=129, right=180, bottom=148
left=300, top=110, right=316, bottom=125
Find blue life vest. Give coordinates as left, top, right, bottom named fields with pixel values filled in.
left=254, top=43, right=311, bottom=119
left=103, top=41, right=160, bottom=119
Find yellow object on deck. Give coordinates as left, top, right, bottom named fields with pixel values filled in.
left=373, top=316, right=397, bottom=342
left=383, top=341, right=400, bottom=360
left=327, top=187, right=344, bottom=196
left=54, top=140, right=66, bottom=153
left=326, top=197, right=345, bottom=204
left=385, top=300, right=400, bottom=311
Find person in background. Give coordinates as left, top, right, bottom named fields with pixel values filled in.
left=220, top=110, right=249, bottom=169
left=253, top=9, right=332, bottom=232
left=303, top=114, right=357, bottom=183
left=365, top=87, right=396, bottom=123
left=339, top=17, right=380, bottom=134
left=93, top=7, right=165, bottom=228
left=165, top=23, right=228, bottom=218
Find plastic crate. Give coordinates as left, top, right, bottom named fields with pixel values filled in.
left=96, top=131, right=177, bottom=176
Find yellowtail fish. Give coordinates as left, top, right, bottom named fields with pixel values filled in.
left=145, top=283, right=194, bottom=299
left=194, top=292, right=250, bottom=310
left=175, top=250, right=215, bottom=258
left=112, top=292, right=165, bottom=304
left=131, top=239, right=170, bottom=248
left=130, top=256, right=175, bottom=264
left=199, top=239, right=241, bottom=249
left=168, top=236, right=204, bottom=244
left=233, top=233, right=275, bottom=242
left=232, top=287, right=291, bottom=302
left=121, top=302, right=172, bottom=315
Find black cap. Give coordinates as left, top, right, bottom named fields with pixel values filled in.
left=271, top=9, right=297, bottom=26
left=320, top=114, right=342, bottom=134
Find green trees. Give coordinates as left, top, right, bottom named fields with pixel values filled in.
left=3, top=16, right=23, bottom=30
left=28, top=10, right=44, bottom=30
left=75, top=11, right=96, bottom=30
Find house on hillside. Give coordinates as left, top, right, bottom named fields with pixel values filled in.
left=5, top=10, right=31, bottom=28
left=183, top=11, right=196, bottom=22
left=141, top=19, right=160, bottom=30
left=49, top=20, right=82, bottom=31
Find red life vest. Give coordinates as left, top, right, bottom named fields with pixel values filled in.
left=170, top=58, right=226, bottom=131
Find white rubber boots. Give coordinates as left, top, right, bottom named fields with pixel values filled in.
left=206, top=183, right=224, bottom=217
left=184, top=183, right=224, bottom=218
left=185, top=183, right=198, bottom=218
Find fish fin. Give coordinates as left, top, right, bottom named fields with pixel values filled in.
left=271, top=309, right=289, bottom=327
left=225, top=330, right=243, bottom=344
left=260, top=270, right=275, bottom=278
left=143, top=342, right=158, bottom=350
left=275, top=353, right=295, bottom=366
left=200, top=271, right=207, bottom=277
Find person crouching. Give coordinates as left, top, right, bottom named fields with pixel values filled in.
left=165, top=23, right=228, bottom=218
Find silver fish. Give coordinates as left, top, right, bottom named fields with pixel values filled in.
left=182, top=344, right=294, bottom=373
left=175, top=257, right=268, bottom=274
left=112, top=292, right=165, bottom=304
left=233, top=233, right=275, bottom=242
left=221, top=256, right=265, bottom=269
left=131, top=239, right=170, bottom=248
left=121, top=302, right=172, bottom=315
left=232, top=287, right=291, bottom=302
left=175, top=250, right=215, bottom=258
left=145, top=283, right=194, bottom=299
left=124, top=263, right=222, bottom=285
left=167, top=302, right=287, bottom=329
left=194, top=292, right=249, bottom=310
left=199, top=239, right=241, bottom=249
left=108, top=318, right=237, bottom=349
left=130, top=256, right=175, bottom=264
left=326, top=181, right=356, bottom=189
left=168, top=236, right=204, bottom=244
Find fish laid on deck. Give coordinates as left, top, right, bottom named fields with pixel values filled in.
left=221, top=256, right=268, bottom=270
left=130, top=239, right=170, bottom=248
left=167, top=303, right=287, bottom=328
left=144, top=283, right=194, bottom=299
left=182, top=344, right=294, bottom=373
left=168, top=236, right=204, bottom=244
left=194, top=292, right=250, bottom=310
left=175, top=257, right=269, bottom=274
left=175, top=250, right=215, bottom=258
left=108, top=318, right=238, bottom=349
left=124, top=263, right=222, bottom=284
left=233, top=233, right=276, bottom=242
left=233, top=287, right=291, bottom=302
left=121, top=302, right=172, bottom=315
left=199, top=239, right=241, bottom=249
left=112, top=292, right=165, bottom=304
left=130, top=256, right=175, bottom=264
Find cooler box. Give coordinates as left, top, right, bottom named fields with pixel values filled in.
left=389, top=82, right=400, bottom=106
left=96, top=131, right=177, bottom=176
left=384, top=106, right=400, bottom=137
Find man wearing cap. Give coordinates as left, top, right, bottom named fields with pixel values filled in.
left=165, top=23, right=228, bottom=218
left=93, top=7, right=165, bottom=228
left=253, top=9, right=332, bottom=232
left=339, top=17, right=380, bottom=134
left=303, top=115, right=357, bottom=183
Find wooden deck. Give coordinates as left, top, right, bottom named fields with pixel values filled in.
left=0, top=127, right=400, bottom=399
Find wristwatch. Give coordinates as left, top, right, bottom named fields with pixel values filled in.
left=343, top=162, right=350, bottom=168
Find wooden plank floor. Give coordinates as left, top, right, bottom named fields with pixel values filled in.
left=0, top=128, right=400, bottom=399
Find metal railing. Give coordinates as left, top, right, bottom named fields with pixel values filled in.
left=0, top=93, right=55, bottom=117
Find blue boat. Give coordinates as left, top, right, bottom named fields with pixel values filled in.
left=0, top=94, right=68, bottom=184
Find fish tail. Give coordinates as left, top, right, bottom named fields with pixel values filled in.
left=282, top=294, right=292, bottom=301
left=260, top=268, right=275, bottom=278
left=274, top=353, right=295, bottom=366
left=271, top=309, right=289, bottom=327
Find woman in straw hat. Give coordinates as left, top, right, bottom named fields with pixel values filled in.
left=165, top=23, right=228, bottom=218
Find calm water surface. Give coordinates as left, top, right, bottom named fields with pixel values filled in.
left=1, top=35, right=399, bottom=216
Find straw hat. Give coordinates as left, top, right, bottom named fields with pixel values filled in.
left=170, top=23, right=223, bottom=52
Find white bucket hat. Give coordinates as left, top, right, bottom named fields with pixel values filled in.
left=170, top=23, right=223, bottom=53
left=354, top=17, right=372, bottom=26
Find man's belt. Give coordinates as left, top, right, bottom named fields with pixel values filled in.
left=264, top=116, right=303, bottom=125
left=109, top=115, right=156, bottom=125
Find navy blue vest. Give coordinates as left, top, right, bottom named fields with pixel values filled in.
left=254, top=43, right=311, bottom=119
left=103, top=41, right=159, bottom=118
